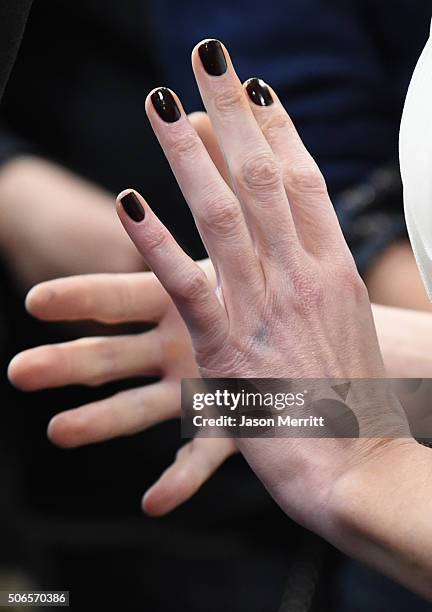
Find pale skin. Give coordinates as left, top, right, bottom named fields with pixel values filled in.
left=0, top=156, right=143, bottom=289
left=7, top=39, right=432, bottom=600
left=366, top=239, right=432, bottom=312
left=8, top=127, right=432, bottom=515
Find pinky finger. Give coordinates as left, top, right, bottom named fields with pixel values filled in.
left=142, top=437, right=236, bottom=516
left=117, top=189, right=227, bottom=350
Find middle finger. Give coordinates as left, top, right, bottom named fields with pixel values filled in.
left=192, top=39, right=300, bottom=265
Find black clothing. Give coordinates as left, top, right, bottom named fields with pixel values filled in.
left=0, top=0, right=33, bottom=100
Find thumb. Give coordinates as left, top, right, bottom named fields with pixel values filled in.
left=187, top=111, right=232, bottom=187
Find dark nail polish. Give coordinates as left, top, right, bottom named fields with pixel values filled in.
left=198, top=39, right=227, bottom=76
left=120, top=192, right=145, bottom=222
left=245, top=78, right=274, bottom=106
left=151, top=87, right=181, bottom=123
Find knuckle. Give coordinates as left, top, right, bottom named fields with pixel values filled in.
left=200, top=195, right=242, bottom=236
left=338, top=266, right=369, bottom=302
left=261, top=113, right=292, bottom=140
left=84, top=338, right=117, bottom=385
left=238, top=152, right=281, bottom=193
left=177, top=269, right=209, bottom=303
left=213, top=87, right=245, bottom=115
left=169, top=132, right=201, bottom=160
left=285, top=164, right=327, bottom=195
left=145, top=226, right=169, bottom=254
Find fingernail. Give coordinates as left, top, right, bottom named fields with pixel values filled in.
left=151, top=87, right=181, bottom=123
left=245, top=78, right=274, bottom=106
left=198, top=39, right=227, bottom=76
left=120, top=191, right=145, bottom=222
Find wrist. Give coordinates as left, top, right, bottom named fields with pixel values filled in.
left=0, top=156, right=43, bottom=253
left=329, top=438, right=432, bottom=599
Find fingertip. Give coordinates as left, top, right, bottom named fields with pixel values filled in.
left=116, top=189, right=146, bottom=224
left=7, top=351, right=41, bottom=391
left=116, top=188, right=137, bottom=205
left=187, top=111, right=211, bottom=133
left=47, top=414, right=67, bottom=447
left=25, top=284, right=55, bottom=318
left=191, top=38, right=229, bottom=77
left=145, top=86, right=175, bottom=110
left=144, top=87, right=161, bottom=115
left=145, top=87, right=184, bottom=125
left=7, top=353, right=24, bottom=389
left=191, top=37, right=226, bottom=59
left=141, top=487, right=166, bottom=517
left=47, top=412, right=82, bottom=449
left=187, top=110, right=208, bottom=122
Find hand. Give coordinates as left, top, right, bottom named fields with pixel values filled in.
left=10, top=271, right=432, bottom=517
left=8, top=40, right=432, bottom=597
left=8, top=262, right=236, bottom=516
left=8, top=44, right=414, bottom=523
left=112, top=40, right=424, bottom=593
left=7, top=111, right=237, bottom=515
left=0, top=157, right=143, bottom=288
left=7, top=94, right=428, bottom=526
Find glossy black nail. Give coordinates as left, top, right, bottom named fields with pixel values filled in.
left=198, top=40, right=227, bottom=76
left=151, top=88, right=181, bottom=123
left=245, top=78, right=274, bottom=107
left=120, top=192, right=145, bottom=222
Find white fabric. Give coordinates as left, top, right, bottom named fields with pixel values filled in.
left=400, top=21, right=432, bottom=300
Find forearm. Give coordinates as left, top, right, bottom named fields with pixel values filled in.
left=372, top=303, right=432, bottom=377
left=0, top=156, right=110, bottom=251
left=0, top=156, right=143, bottom=285
left=331, top=439, right=432, bottom=600
left=366, top=240, right=432, bottom=312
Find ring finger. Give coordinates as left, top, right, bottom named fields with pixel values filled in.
left=243, top=78, right=347, bottom=258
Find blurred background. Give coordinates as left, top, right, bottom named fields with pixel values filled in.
left=1, top=1, right=432, bottom=610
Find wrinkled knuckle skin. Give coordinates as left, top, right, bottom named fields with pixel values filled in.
left=238, top=152, right=281, bottom=194
left=261, top=113, right=292, bottom=140
left=200, top=196, right=242, bottom=237
left=178, top=269, right=209, bottom=303
left=145, top=226, right=169, bottom=254
left=169, top=132, right=201, bottom=161
left=213, top=87, right=245, bottom=115
left=286, top=164, right=327, bottom=195
left=85, top=338, right=117, bottom=386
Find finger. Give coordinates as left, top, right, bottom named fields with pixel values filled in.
left=47, top=381, right=179, bottom=448
left=8, top=330, right=162, bottom=391
left=187, top=111, right=232, bottom=187
left=117, top=189, right=226, bottom=352
left=192, top=40, right=300, bottom=265
left=25, top=272, right=170, bottom=324
left=142, top=437, right=236, bottom=516
left=145, top=88, right=262, bottom=294
left=244, top=78, right=347, bottom=258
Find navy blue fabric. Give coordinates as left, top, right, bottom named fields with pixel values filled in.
left=150, top=0, right=431, bottom=197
